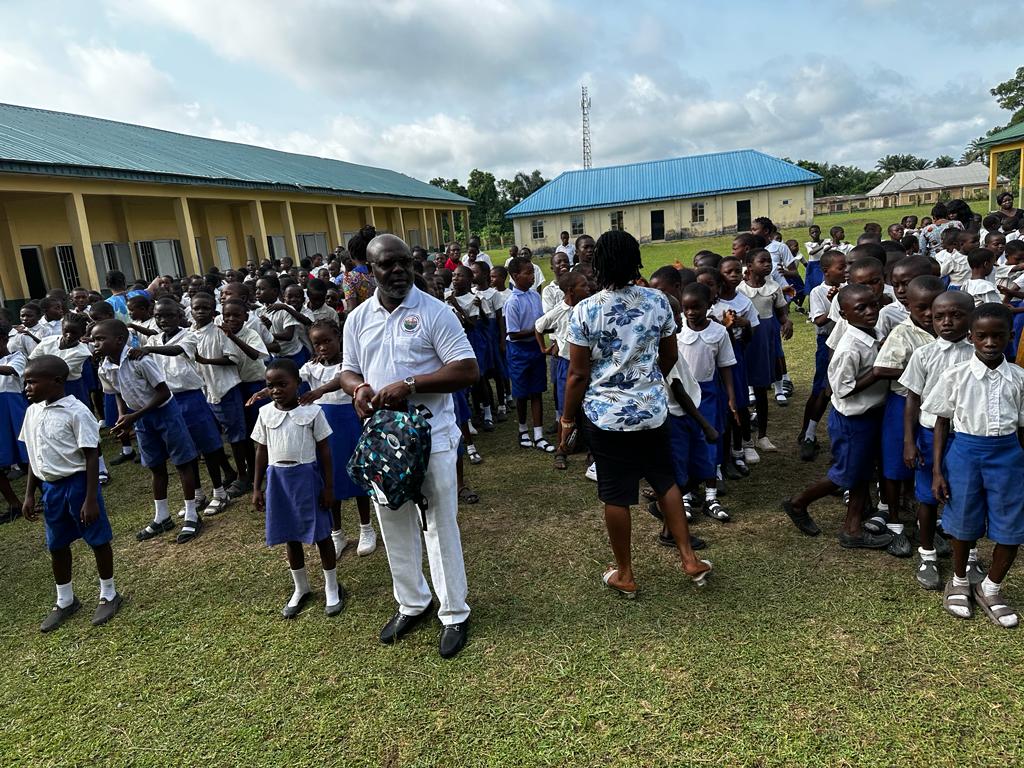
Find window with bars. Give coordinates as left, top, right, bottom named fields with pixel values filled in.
left=136, top=241, right=158, bottom=281
left=609, top=211, right=624, bottom=231
left=55, top=244, right=81, bottom=292
left=570, top=214, right=585, bottom=236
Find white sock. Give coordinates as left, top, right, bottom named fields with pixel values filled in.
left=683, top=493, right=693, bottom=503
left=705, top=487, right=718, bottom=502
left=533, top=426, right=543, bottom=441
left=121, top=445, right=133, bottom=456
left=184, top=498, right=198, bottom=524
left=360, top=523, right=374, bottom=533
left=56, top=581, right=74, bottom=609
left=288, top=567, right=310, bottom=607
left=968, top=547, right=979, bottom=563
left=981, top=576, right=1000, bottom=596
left=887, top=523, right=904, bottom=535
left=803, top=419, right=818, bottom=441
left=98, top=456, right=108, bottom=474
left=518, top=422, right=527, bottom=433
left=99, top=577, right=116, bottom=601
left=153, top=499, right=169, bottom=524
left=332, top=528, right=347, bottom=545
left=773, top=381, right=784, bottom=396
left=877, top=502, right=890, bottom=515
left=731, top=449, right=743, bottom=459
left=483, top=406, right=493, bottom=420
left=782, top=373, right=792, bottom=384
left=919, top=547, right=937, bottom=562
left=323, top=568, right=340, bottom=605
left=952, top=574, right=970, bottom=587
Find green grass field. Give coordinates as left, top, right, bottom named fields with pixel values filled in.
left=2, top=202, right=1023, bottom=767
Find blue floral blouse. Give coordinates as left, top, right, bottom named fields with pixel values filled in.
left=565, top=286, right=676, bottom=431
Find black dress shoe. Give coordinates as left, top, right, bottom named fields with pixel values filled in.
left=782, top=500, right=821, bottom=537
left=379, top=606, right=433, bottom=645
left=110, top=451, right=137, bottom=466
left=439, top=620, right=469, bottom=659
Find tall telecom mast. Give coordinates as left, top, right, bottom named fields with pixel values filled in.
left=581, top=85, right=592, bottom=169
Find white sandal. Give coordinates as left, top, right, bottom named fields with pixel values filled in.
left=534, top=438, right=555, bottom=454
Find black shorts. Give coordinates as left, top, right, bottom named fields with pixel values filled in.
left=583, top=417, right=677, bottom=507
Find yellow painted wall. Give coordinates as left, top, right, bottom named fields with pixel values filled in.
left=292, top=202, right=329, bottom=236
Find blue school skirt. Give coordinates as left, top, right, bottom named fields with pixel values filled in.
left=507, top=340, right=546, bottom=398
left=787, top=273, right=805, bottom=303
left=467, top=323, right=492, bottom=377
left=827, top=408, right=882, bottom=489
left=65, top=377, right=91, bottom=409
left=488, top=321, right=508, bottom=378
left=0, top=392, right=28, bottom=467
left=453, top=388, right=472, bottom=425
left=81, top=358, right=100, bottom=392
left=41, top=471, right=112, bottom=552
left=697, top=378, right=726, bottom=467
left=668, top=413, right=715, bottom=489
left=103, top=393, right=120, bottom=428
left=210, top=385, right=248, bottom=444
left=769, top=315, right=784, bottom=363
left=811, top=333, right=830, bottom=396
left=1008, top=309, right=1024, bottom=360
left=804, top=261, right=824, bottom=296
left=941, top=432, right=1024, bottom=545
left=727, top=337, right=749, bottom=412
left=321, top=402, right=367, bottom=501
left=175, top=389, right=225, bottom=455
left=914, top=426, right=937, bottom=506
left=881, top=392, right=912, bottom=481
left=264, top=462, right=333, bottom=546
left=553, top=356, right=569, bottom=414
left=745, top=321, right=773, bottom=388
left=135, top=399, right=198, bottom=469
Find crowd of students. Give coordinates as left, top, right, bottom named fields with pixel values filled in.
left=6, top=196, right=1024, bottom=639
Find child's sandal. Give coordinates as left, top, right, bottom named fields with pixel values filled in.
left=135, top=518, right=174, bottom=541
left=972, top=583, right=1019, bottom=628
left=518, top=431, right=532, bottom=448
left=942, top=580, right=973, bottom=620
left=203, top=496, right=230, bottom=516
left=534, top=438, right=555, bottom=454
left=862, top=513, right=888, bottom=535
left=553, top=453, right=568, bottom=470
left=467, top=446, right=483, bottom=465
left=458, top=487, right=479, bottom=504
left=176, top=516, right=204, bottom=544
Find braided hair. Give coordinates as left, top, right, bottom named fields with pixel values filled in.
left=593, top=230, right=643, bottom=289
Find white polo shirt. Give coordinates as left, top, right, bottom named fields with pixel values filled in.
left=19, top=395, right=100, bottom=482
left=828, top=325, right=887, bottom=415
left=185, top=323, right=242, bottom=404
left=145, top=328, right=206, bottom=393
left=898, top=337, right=974, bottom=428
left=873, top=318, right=934, bottom=396
left=29, top=337, right=91, bottom=380
left=342, top=286, right=476, bottom=453
left=923, top=355, right=1024, bottom=437
left=98, top=347, right=169, bottom=411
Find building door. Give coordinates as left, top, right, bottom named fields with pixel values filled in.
left=20, top=246, right=47, bottom=298
left=736, top=200, right=752, bottom=232
left=215, top=237, right=231, bottom=270
left=650, top=210, right=665, bottom=241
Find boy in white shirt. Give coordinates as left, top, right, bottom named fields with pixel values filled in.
left=21, top=355, right=121, bottom=632
left=784, top=285, right=891, bottom=549
left=962, top=249, right=1002, bottom=306
left=925, top=303, right=1024, bottom=628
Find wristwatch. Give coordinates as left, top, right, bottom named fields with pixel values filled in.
left=404, top=375, right=416, bottom=394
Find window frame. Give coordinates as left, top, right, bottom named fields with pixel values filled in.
left=690, top=202, right=705, bottom=224
left=569, top=214, right=585, bottom=236
left=531, top=219, right=545, bottom=240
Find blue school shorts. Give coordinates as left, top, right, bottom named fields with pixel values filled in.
left=811, top=333, right=830, bottom=397
left=103, top=393, right=120, bottom=427
left=827, top=408, right=882, bottom=489
left=41, top=471, right=112, bottom=552
left=881, top=392, right=912, bottom=481
left=210, top=384, right=248, bottom=444
left=914, top=425, right=937, bottom=506
left=941, top=432, right=1024, bottom=545
left=728, top=338, right=749, bottom=412
left=135, top=399, right=198, bottom=469
left=668, top=413, right=715, bottom=489
left=175, top=389, right=225, bottom=455
left=553, top=356, right=569, bottom=414
left=507, top=340, right=546, bottom=398
left=697, top=378, right=726, bottom=467
left=453, top=388, right=472, bottom=425
left=804, top=261, right=824, bottom=296
left=0, top=392, right=27, bottom=467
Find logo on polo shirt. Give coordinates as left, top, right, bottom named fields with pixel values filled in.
left=402, top=314, right=421, bottom=333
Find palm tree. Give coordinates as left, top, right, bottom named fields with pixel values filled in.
left=876, top=154, right=932, bottom=173
left=960, top=137, right=987, bottom=165
left=933, top=155, right=956, bottom=168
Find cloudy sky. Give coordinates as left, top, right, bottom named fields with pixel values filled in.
left=0, top=0, right=1014, bottom=183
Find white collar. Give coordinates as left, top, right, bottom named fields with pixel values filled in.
left=101, top=346, right=130, bottom=371
left=260, top=403, right=320, bottom=429
left=845, top=325, right=878, bottom=348
left=969, top=355, right=1013, bottom=381
left=370, top=286, right=423, bottom=315
left=42, top=395, right=78, bottom=409
left=934, top=336, right=968, bottom=350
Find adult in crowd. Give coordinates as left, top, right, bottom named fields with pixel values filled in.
left=340, top=234, right=479, bottom=659
left=993, top=191, right=1024, bottom=223
left=559, top=230, right=712, bottom=598
left=342, top=226, right=377, bottom=314
left=918, top=202, right=963, bottom=256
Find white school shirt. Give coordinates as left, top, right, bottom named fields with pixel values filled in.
left=541, top=281, right=565, bottom=313
left=251, top=403, right=332, bottom=466
left=473, top=286, right=499, bottom=318
left=0, top=351, right=26, bottom=393
left=994, top=263, right=1024, bottom=290
left=19, top=395, right=100, bottom=482
left=300, top=360, right=351, bottom=405
left=184, top=323, right=242, bottom=404
left=308, top=303, right=340, bottom=326
left=922, top=356, right=1024, bottom=437
left=808, top=283, right=839, bottom=336
left=555, top=243, right=576, bottom=261
left=677, top=322, right=737, bottom=384
left=264, top=307, right=305, bottom=356
left=342, top=286, right=476, bottom=454
left=876, top=302, right=910, bottom=341
left=937, top=249, right=971, bottom=287
left=736, top=279, right=786, bottom=320
left=873, top=318, right=934, bottom=397
left=665, top=351, right=702, bottom=417
left=491, top=288, right=512, bottom=313
left=898, top=337, right=975, bottom=429
left=449, top=292, right=482, bottom=322
left=461, top=253, right=493, bottom=268
left=227, top=326, right=269, bottom=384
left=98, top=347, right=169, bottom=411
left=503, top=258, right=546, bottom=291
left=828, top=325, right=887, bottom=415
left=766, top=240, right=795, bottom=285
left=825, top=287, right=896, bottom=350
left=709, top=294, right=760, bottom=342
left=535, top=301, right=573, bottom=360
left=29, top=337, right=91, bottom=380
left=145, top=328, right=206, bottom=393
left=129, top=317, right=160, bottom=347
left=223, top=311, right=277, bottom=356
left=827, top=241, right=853, bottom=255
left=962, top=279, right=1002, bottom=307
left=804, top=240, right=828, bottom=262
left=9, top=324, right=50, bottom=357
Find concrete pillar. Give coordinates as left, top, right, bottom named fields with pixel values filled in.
left=326, top=203, right=342, bottom=250
left=364, top=206, right=376, bottom=228
left=279, top=201, right=298, bottom=261
left=65, top=192, right=102, bottom=290
left=172, top=196, right=202, bottom=276
left=419, top=208, right=430, bottom=248
left=248, top=200, right=270, bottom=263
left=989, top=149, right=999, bottom=211
left=395, top=207, right=406, bottom=240
left=0, top=205, right=28, bottom=300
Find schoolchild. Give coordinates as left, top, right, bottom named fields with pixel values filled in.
left=0, top=320, right=28, bottom=522
left=504, top=256, right=552, bottom=452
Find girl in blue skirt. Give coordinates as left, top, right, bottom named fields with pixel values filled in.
left=299, top=320, right=375, bottom=559
left=252, top=358, right=344, bottom=619
left=0, top=320, right=27, bottom=521
left=449, top=266, right=496, bottom=429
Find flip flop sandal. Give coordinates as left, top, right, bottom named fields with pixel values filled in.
left=972, top=583, right=1019, bottom=629
left=602, top=567, right=637, bottom=599
left=518, top=431, right=532, bottom=448
left=136, top=518, right=175, bottom=541
left=458, top=487, right=479, bottom=504
left=534, top=438, right=555, bottom=453
left=862, top=513, right=888, bottom=535
left=203, top=496, right=231, bottom=516
left=686, top=559, right=713, bottom=587
left=553, top=453, right=568, bottom=470
left=640, top=487, right=658, bottom=501
left=176, top=516, right=204, bottom=544
left=703, top=500, right=731, bottom=522
left=98, top=471, right=110, bottom=486
left=646, top=500, right=664, bottom=521
left=942, top=580, right=973, bottom=620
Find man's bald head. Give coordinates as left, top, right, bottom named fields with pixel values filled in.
left=366, top=234, right=414, bottom=303
left=367, top=234, right=411, bottom=263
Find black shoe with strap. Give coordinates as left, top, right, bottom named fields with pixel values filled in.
left=380, top=605, right=433, bottom=645
left=782, top=500, right=820, bottom=537
left=439, top=620, right=469, bottom=659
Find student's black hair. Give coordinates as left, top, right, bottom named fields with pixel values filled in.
left=848, top=256, right=883, bottom=277
left=25, top=353, right=70, bottom=382
left=982, top=213, right=1002, bottom=231
left=219, top=297, right=248, bottom=315
left=930, top=202, right=949, bottom=220
left=593, top=230, right=643, bottom=289
left=506, top=257, right=532, bottom=278
left=190, top=291, right=216, bottom=305
left=258, top=275, right=281, bottom=293
left=550, top=250, right=571, bottom=267
left=266, top=357, right=301, bottom=382
left=0, top=317, right=11, bottom=337
left=744, top=247, right=770, bottom=266
left=681, top=282, right=712, bottom=307
left=92, top=318, right=129, bottom=340
left=694, top=266, right=723, bottom=287
left=819, top=249, right=845, bottom=270
left=983, top=230, right=1007, bottom=246
left=557, top=270, right=587, bottom=292
left=864, top=221, right=881, bottom=232
left=307, top=278, right=328, bottom=295
left=347, top=227, right=376, bottom=263
left=20, top=301, right=42, bottom=317
left=574, top=234, right=594, bottom=251
left=694, top=252, right=723, bottom=269
left=300, top=257, right=312, bottom=271
left=971, top=301, right=1012, bottom=330
left=829, top=225, right=845, bottom=237
left=127, top=292, right=152, bottom=308
left=733, top=232, right=762, bottom=250
left=939, top=228, right=961, bottom=249
left=559, top=231, right=569, bottom=238
left=61, top=313, right=88, bottom=334
left=906, top=275, right=944, bottom=296
left=650, top=265, right=682, bottom=288
left=38, top=296, right=62, bottom=311
left=308, top=318, right=341, bottom=338
left=848, top=242, right=886, bottom=265
left=491, top=264, right=508, bottom=279
left=900, top=234, right=919, bottom=253
left=967, top=247, right=995, bottom=269
left=892, top=255, right=935, bottom=280
left=838, top=282, right=874, bottom=306
left=105, top=270, right=127, bottom=291
left=719, top=255, right=743, bottom=270
left=1005, top=240, right=1024, bottom=257
left=946, top=199, right=974, bottom=226
left=677, top=267, right=697, bottom=286
left=934, top=289, right=975, bottom=313
left=752, top=216, right=777, bottom=235
left=89, top=300, right=114, bottom=319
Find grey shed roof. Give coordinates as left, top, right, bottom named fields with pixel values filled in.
left=0, top=103, right=473, bottom=205
left=866, top=163, right=999, bottom=196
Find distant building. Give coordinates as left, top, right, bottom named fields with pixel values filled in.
left=0, top=103, right=472, bottom=304
left=505, top=149, right=821, bottom=249
left=865, top=163, right=1005, bottom=209
left=813, top=194, right=871, bottom=215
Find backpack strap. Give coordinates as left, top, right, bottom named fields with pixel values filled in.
left=415, top=493, right=430, bottom=531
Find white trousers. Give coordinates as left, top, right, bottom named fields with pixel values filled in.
left=374, top=448, right=470, bottom=626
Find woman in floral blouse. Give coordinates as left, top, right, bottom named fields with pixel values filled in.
left=560, top=230, right=712, bottom=598
left=343, top=226, right=378, bottom=313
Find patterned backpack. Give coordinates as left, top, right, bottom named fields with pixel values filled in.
left=347, top=405, right=433, bottom=529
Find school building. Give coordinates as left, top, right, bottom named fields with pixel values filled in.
left=864, top=163, right=1000, bottom=209
left=0, top=103, right=473, bottom=305
left=504, top=149, right=821, bottom=249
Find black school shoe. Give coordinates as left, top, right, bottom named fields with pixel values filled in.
left=110, top=450, right=137, bottom=466
left=838, top=530, right=893, bottom=549
left=380, top=605, right=433, bottom=645
left=657, top=532, right=707, bottom=550
left=0, top=504, right=20, bottom=524
left=782, top=501, right=820, bottom=537
left=40, top=598, right=81, bottom=633
left=799, top=438, right=820, bottom=462
left=439, top=620, right=469, bottom=659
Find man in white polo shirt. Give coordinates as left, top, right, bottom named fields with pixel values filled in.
left=340, top=234, right=479, bottom=659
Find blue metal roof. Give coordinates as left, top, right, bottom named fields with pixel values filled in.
left=0, top=103, right=473, bottom=205
left=506, top=149, right=821, bottom=218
